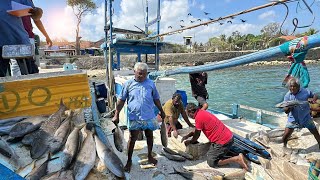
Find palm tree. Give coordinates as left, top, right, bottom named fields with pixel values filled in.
left=303, top=28, right=319, bottom=36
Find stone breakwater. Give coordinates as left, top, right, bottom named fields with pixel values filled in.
left=58, top=48, right=320, bottom=70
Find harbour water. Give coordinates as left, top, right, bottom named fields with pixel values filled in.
left=173, top=64, right=320, bottom=125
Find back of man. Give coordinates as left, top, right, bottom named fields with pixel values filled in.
left=195, top=109, right=232, bottom=145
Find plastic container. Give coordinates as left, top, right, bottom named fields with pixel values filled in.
left=96, top=83, right=108, bottom=98
left=96, top=98, right=106, bottom=113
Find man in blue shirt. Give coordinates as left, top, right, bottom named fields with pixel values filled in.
left=0, top=0, right=42, bottom=77
left=282, top=78, right=320, bottom=148
left=113, top=62, right=165, bottom=172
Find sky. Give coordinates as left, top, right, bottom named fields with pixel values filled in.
left=32, top=0, right=320, bottom=44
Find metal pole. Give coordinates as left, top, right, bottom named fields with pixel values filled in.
left=104, top=0, right=109, bottom=88
left=144, top=0, right=291, bottom=40
left=107, top=0, right=115, bottom=110
left=145, top=0, right=148, bottom=35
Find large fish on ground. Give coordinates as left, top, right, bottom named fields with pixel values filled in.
left=161, top=150, right=186, bottom=162
left=94, top=134, right=125, bottom=178
left=61, top=124, right=84, bottom=170
left=41, top=170, right=74, bottom=180
left=73, top=124, right=96, bottom=180
left=0, top=116, right=27, bottom=126
left=275, top=100, right=307, bottom=108
left=9, top=116, right=46, bottom=138
left=48, top=112, right=72, bottom=154
left=0, top=124, right=15, bottom=136
left=0, top=137, right=20, bottom=167
left=163, top=147, right=193, bottom=160
left=27, top=154, right=57, bottom=180
left=267, top=129, right=285, bottom=138
left=170, top=166, right=207, bottom=180
left=160, top=120, right=168, bottom=147
left=112, top=125, right=124, bottom=152
left=29, top=100, right=68, bottom=159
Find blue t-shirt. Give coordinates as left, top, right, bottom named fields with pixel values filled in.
left=284, top=88, right=314, bottom=125
left=0, top=0, right=34, bottom=48
left=119, top=78, right=160, bottom=121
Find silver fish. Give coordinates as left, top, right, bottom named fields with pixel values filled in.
left=275, top=100, right=307, bottom=108
left=41, top=170, right=74, bottom=180
left=0, top=124, right=15, bottom=136
left=30, top=100, right=68, bottom=159
left=267, top=129, right=285, bottom=138
left=48, top=113, right=72, bottom=154
left=28, top=154, right=57, bottom=180
left=112, top=126, right=124, bottom=152
left=0, top=137, right=19, bottom=167
left=160, top=121, right=168, bottom=147
left=73, top=125, right=96, bottom=180
left=94, top=134, right=125, bottom=178
left=161, top=150, right=186, bottom=162
left=9, top=116, right=46, bottom=138
left=61, top=125, right=83, bottom=170
left=163, top=147, right=193, bottom=160
left=170, top=166, right=207, bottom=180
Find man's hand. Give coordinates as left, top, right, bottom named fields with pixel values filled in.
left=181, top=136, right=188, bottom=143
left=159, top=111, right=166, bottom=120
left=284, top=107, right=292, bottom=114
left=46, top=37, right=53, bottom=47
left=184, top=140, right=191, bottom=146
left=112, top=116, right=119, bottom=125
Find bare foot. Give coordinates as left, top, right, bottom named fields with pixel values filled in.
left=124, top=161, right=132, bottom=172
left=148, top=156, right=158, bottom=165
left=238, top=153, right=249, bottom=171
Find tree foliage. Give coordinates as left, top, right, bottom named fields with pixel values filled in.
left=67, top=0, right=96, bottom=55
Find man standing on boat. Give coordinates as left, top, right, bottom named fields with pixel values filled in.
left=159, top=93, right=194, bottom=138
left=282, top=78, right=320, bottom=148
left=182, top=103, right=249, bottom=170
left=189, top=61, right=209, bottom=110
left=112, top=62, right=166, bottom=172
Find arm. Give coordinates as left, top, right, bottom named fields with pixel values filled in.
left=33, top=18, right=52, bottom=47
left=181, top=110, right=194, bottom=127
left=184, top=129, right=201, bottom=146
left=112, top=99, right=125, bottom=125
left=181, top=131, right=194, bottom=142
left=154, top=99, right=165, bottom=120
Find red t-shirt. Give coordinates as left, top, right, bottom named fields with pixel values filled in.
left=195, top=109, right=233, bottom=145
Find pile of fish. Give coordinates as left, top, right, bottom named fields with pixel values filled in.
left=0, top=100, right=125, bottom=180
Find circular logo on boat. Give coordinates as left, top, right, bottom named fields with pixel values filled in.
left=0, top=89, right=20, bottom=114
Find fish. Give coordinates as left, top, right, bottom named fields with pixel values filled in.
left=61, top=124, right=83, bottom=170
left=94, top=134, right=125, bottom=178
left=48, top=113, right=72, bottom=154
left=112, top=125, right=125, bottom=152
left=170, top=166, right=207, bottom=180
left=160, top=120, right=168, bottom=147
left=73, top=124, right=96, bottom=180
left=161, top=150, right=186, bottom=162
left=41, top=170, right=74, bottom=180
left=9, top=116, right=46, bottom=138
left=0, top=137, right=20, bottom=166
left=0, top=116, right=27, bottom=126
left=17, top=160, right=35, bottom=178
left=0, top=124, right=15, bottom=136
left=275, top=100, right=307, bottom=108
left=267, top=129, right=285, bottom=138
left=28, top=153, right=58, bottom=180
left=163, top=147, right=193, bottom=160
left=29, top=100, right=68, bottom=159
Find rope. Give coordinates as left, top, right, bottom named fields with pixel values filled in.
left=308, top=162, right=320, bottom=180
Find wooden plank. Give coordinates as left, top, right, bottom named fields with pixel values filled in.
left=0, top=70, right=91, bottom=119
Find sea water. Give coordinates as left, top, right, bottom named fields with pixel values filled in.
left=173, top=64, right=320, bottom=125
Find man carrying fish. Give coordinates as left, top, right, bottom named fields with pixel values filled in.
left=182, top=103, right=249, bottom=170
left=159, top=93, right=194, bottom=138
left=112, top=62, right=166, bottom=172
left=282, top=78, right=320, bottom=148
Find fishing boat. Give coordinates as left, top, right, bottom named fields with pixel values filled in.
left=1, top=0, right=320, bottom=179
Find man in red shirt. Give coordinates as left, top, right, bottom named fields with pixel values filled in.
left=182, top=103, right=248, bottom=170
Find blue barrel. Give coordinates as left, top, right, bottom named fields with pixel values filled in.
left=96, top=83, right=108, bottom=98
left=176, top=90, right=187, bottom=108
left=96, top=98, right=107, bottom=113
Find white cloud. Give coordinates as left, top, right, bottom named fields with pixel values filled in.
left=259, top=10, right=276, bottom=20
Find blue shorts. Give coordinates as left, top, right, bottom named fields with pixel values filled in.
left=286, top=119, right=317, bottom=130
left=128, top=118, right=159, bottom=131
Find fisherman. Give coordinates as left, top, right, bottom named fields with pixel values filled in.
left=158, top=93, right=194, bottom=138
left=282, top=78, right=320, bottom=148
left=112, top=62, right=166, bottom=172
left=189, top=61, right=209, bottom=110
left=182, top=103, right=249, bottom=170
left=0, top=0, right=43, bottom=77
